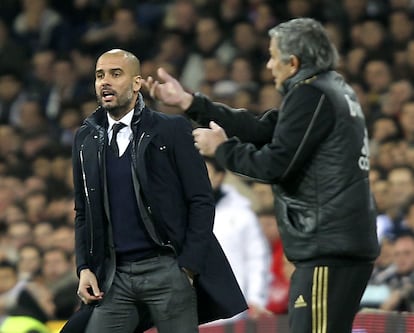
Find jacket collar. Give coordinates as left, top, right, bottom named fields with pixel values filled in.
left=85, top=93, right=146, bottom=130
left=279, top=67, right=322, bottom=96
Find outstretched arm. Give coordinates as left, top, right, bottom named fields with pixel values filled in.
left=196, top=85, right=334, bottom=183
left=143, top=68, right=277, bottom=145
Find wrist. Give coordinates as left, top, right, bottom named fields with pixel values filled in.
left=179, top=92, right=194, bottom=111
left=77, top=265, right=90, bottom=277
left=79, top=268, right=91, bottom=276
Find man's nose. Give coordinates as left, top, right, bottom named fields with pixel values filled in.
left=101, top=81, right=112, bottom=90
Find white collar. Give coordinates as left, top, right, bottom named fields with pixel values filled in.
left=107, top=109, right=134, bottom=131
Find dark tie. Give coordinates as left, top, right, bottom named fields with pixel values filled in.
left=110, top=123, right=126, bottom=156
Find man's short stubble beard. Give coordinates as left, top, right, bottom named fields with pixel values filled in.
left=97, top=89, right=135, bottom=119
left=102, top=103, right=125, bottom=119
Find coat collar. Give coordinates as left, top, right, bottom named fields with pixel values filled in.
left=279, top=67, right=323, bottom=96
left=85, top=93, right=146, bottom=130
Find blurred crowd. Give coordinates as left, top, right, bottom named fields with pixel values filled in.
left=1, top=0, right=414, bottom=330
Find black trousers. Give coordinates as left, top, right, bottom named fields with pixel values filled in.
left=288, top=260, right=373, bottom=333
left=85, top=254, right=198, bottom=333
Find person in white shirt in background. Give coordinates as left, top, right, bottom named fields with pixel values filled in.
left=204, top=156, right=271, bottom=322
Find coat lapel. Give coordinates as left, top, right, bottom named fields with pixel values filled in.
left=133, top=107, right=158, bottom=192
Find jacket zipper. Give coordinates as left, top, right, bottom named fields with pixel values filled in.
left=131, top=131, right=145, bottom=171
left=138, top=131, right=145, bottom=150
left=135, top=131, right=175, bottom=253
left=80, top=146, right=94, bottom=256
left=281, top=94, right=325, bottom=181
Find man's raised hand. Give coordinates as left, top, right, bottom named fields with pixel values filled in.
left=143, top=67, right=193, bottom=111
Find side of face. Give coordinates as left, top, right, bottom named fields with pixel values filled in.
left=95, top=52, right=141, bottom=119
left=0, top=266, right=17, bottom=293
left=42, top=250, right=69, bottom=281
left=266, top=37, right=299, bottom=90
left=393, top=236, right=414, bottom=274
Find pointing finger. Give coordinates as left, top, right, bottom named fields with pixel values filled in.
left=157, top=67, right=174, bottom=83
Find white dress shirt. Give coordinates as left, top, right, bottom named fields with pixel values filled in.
left=107, top=110, right=134, bottom=157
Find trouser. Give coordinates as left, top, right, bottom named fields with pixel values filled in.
left=288, top=260, right=373, bottom=333
left=85, top=254, right=198, bottom=333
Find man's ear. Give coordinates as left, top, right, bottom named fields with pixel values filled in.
left=289, top=55, right=300, bottom=75
left=134, top=76, right=142, bottom=92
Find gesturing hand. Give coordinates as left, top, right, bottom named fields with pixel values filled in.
left=192, top=121, right=228, bottom=157
left=143, top=68, right=194, bottom=111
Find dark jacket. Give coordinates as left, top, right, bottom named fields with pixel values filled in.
left=186, top=70, right=379, bottom=263
left=63, top=95, right=247, bottom=332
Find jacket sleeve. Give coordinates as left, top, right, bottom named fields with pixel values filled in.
left=186, top=93, right=278, bottom=146
left=171, top=116, right=216, bottom=274
left=72, top=127, right=89, bottom=276
left=215, top=85, right=335, bottom=183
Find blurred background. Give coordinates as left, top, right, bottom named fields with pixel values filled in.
left=1, top=0, right=414, bottom=332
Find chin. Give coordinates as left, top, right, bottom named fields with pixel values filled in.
left=101, top=103, right=115, bottom=111
left=103, top=103, right=120, bottom=113
left=106, top=106, right=125, bottom=119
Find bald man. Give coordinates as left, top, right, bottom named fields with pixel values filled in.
left=66, top=49, right=247, bottom=333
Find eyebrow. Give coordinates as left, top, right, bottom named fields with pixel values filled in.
left=95, top=67, right=124, bottom=74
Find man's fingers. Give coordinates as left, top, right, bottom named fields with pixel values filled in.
left=209, top=121, right=221, bottom=130
left=150, top=81, right=159, bottom=99
left=141, top=76, right=152, bottom=91
left=90, top=282, right=103, bottom=298
left=157, top=67, right=174, bottom=83
left=145, top=79, right=159, bottom=99
left=141, top=76, right=160, bottom=99
left=193, top=127, right=209, bottom=136
left=77, top=289, right=88, bottom=303
left=77, top=288, right=103, bottom=304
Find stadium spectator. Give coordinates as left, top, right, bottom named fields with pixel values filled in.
left=204, top=156, right=271, bottom=322
left=82, top=6, right=152, bottom=62
left=33, top=221, right=54, bottom=251
left=361, top=236, right=395, bottom=308
left=0, top=18, right=28, bottom=76
left=44, top=56, right=85, bottom=124
left=399, top=100, right=414, bottom=142
left=377, top=165, right=414, bottom=241
left=41, top=247, right=78, bottom=319
left=257, top=208, right=292, bottom=314
left=0, top=70, right=28, bottom=126
left=180, top=16, right=236, bottom=90
left=231, top=21, right=266, bottom=66
left=162, top=0, right=198, bottom=45
left=12, top=0, right=69, bottom=56
left=16, top=243, right=43, bottom=282
left=0, top=260, right=53, bottom=324
left=380, top=232, right=414, bottom=311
